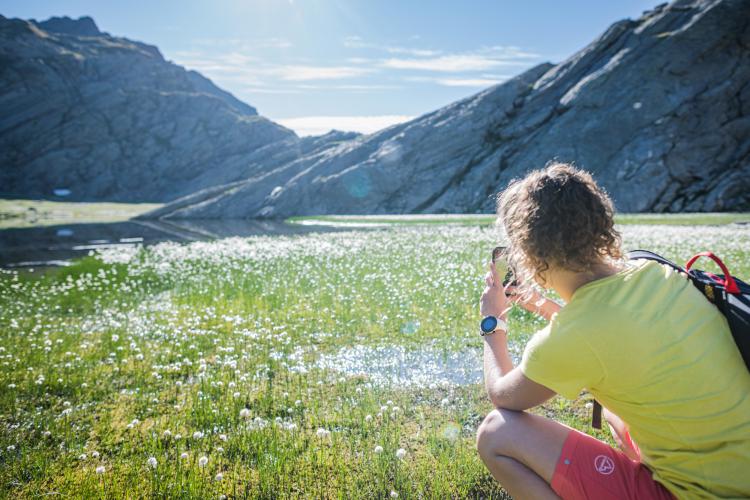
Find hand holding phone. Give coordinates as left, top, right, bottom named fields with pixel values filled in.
left=492, top=246, right=518, bottom=294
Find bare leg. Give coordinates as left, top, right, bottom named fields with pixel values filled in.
left=476, top=408, right=574, bottom=499
left=481, top=454, right=561, bottom=500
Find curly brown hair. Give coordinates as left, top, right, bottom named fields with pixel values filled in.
left=496, top=162, right=622, bottom=288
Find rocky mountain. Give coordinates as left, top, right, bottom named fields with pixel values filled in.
left=148, top=0, right=749, bottom=218
left=0, top=15, right=356, bottom=202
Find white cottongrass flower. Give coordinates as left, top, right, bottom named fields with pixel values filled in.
left=239, top=408, right=251, bottom=419
left=364, top=414, right=373, bottom=423
left=396, top=448, right=407, bottom=459
left=219, top=434, right=227, bottom=441
left=163, top=430, right=172, bottom=438
left=390, top=491, right=399, bottom=498
left=316, top=428, right=330, bottom=439
left=91, top=451, right=100, bottom=458
left=96, top=465, right=105, bottom=474
left=193, top=431, right=203, bottom=439
left=374, top=445, right=384, bottom=454
left=180, top=452, right=189, bottom=460
left=198, top=456, right=208, bottom=467
left=215, top=472, right=223, bottom=481
left=7, top=445, right=15, bottom=451
left=147, top=456, right=157, bottom=469
left=78, top=453, right=87, bottom=460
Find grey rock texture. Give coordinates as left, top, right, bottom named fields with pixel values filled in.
left=0, top=15, right=301, bottom=201
left=151, top=0, right=750, bottom=218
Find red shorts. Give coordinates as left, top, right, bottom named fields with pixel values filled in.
left=551, top=429, right=675, bottom=500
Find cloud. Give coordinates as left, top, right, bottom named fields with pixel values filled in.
left=343, top=38, right=538, bottom=71
left=343, top=36, right=440, bottom=57
left=271, top=65, right=375, bottom=81
left=171, top=49, right=375, bottom=85
left=293, top=83, right=400, bottom=91
left=276, top=115, right=414, bottom=136
left=435, top=77, right=507, bottom=87
left=381, top=52, right=535, bottom=72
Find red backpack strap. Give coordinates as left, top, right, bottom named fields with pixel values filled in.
left=685, top=252, right=741, bottom=294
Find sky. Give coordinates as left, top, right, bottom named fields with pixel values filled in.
left=2, top=1, right=661, bottom=136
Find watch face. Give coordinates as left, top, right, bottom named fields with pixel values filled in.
left=480, top=316, right=498, bottom=333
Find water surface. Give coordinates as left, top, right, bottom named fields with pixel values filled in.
left=0, top=218, right=344, bottom=268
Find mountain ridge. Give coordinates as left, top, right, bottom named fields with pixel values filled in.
left=0, top=14, right=349, bottom=202
left=150, top=0, right=749, bottom=218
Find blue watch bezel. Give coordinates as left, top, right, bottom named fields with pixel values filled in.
left=480, top=316, right=498, bottom=334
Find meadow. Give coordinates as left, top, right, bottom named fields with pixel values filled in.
left=1, top=216, right=749, bottom=498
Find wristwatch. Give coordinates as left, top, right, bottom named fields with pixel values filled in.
left=480, top=316, right=508, bottom=336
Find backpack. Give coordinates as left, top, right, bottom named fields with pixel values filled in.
left=591, top=249, right=750, bottom=429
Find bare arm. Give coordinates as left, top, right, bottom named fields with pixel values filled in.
left=480, top=263, right=556, bottom=410
left=603, top=407, right=640, bottom=461
left=507, top=285, right=562, bottom=321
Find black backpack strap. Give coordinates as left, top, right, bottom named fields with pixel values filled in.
left=592, top=400, right=602, bottom=429
left=626, top=249, right=686, bottom=274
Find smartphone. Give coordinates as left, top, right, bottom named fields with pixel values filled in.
left=492, top=246, right=518, bottom=290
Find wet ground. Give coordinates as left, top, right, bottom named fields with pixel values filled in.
left=0, top=219, right=345, bottom=268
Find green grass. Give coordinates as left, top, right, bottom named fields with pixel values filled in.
left=0, top=199, right=162, bottom=229
left=1, top=219, right=749, bottom=498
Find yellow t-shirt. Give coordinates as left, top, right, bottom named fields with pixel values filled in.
left=519, top=260, right=750, bottom=499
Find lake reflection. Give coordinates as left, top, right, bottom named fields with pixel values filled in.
left=0, top=219, right=343, bottom=268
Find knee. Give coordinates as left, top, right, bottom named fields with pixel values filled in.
left=476, top=408, right=523, bottom=461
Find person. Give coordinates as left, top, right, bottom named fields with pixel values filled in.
left=475, top=162, right=750, bottom=499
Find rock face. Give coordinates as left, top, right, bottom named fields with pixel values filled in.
left=0, top=15, right=306, bottom=201
left=151, top=0, right=750, bottom=218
